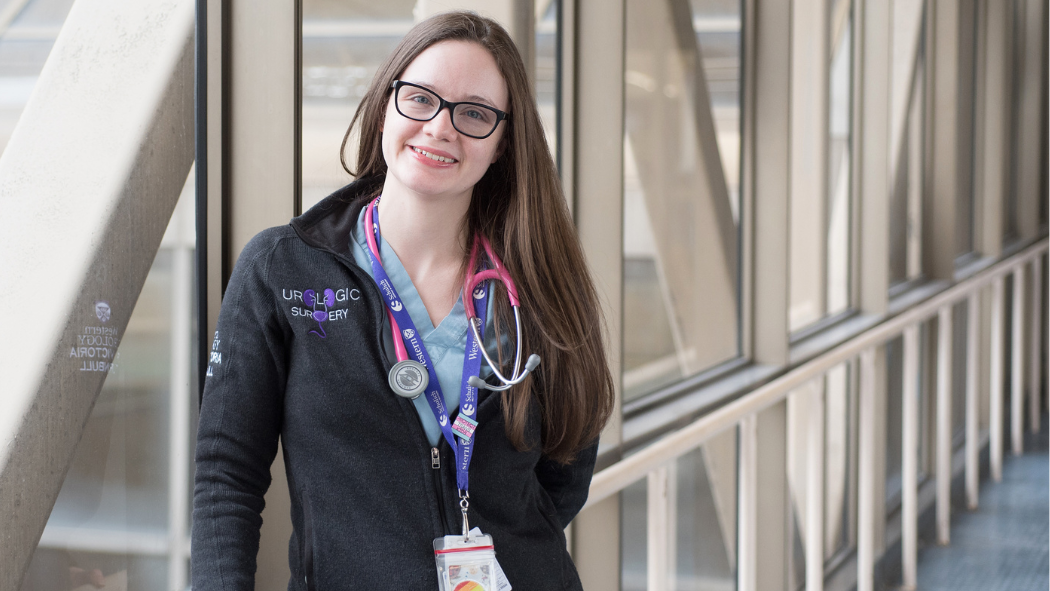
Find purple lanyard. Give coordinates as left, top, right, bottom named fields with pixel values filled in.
left=362, top=198, right=488, bottom=492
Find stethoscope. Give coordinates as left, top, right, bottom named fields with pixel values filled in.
left=363, top=201, right=541, bottom=399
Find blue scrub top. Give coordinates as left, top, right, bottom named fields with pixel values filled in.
left=351, top=207, right=496, bottom=447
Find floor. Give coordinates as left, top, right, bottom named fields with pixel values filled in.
left=911, top=425, right=1049, bottom=591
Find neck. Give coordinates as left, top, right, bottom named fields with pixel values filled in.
left=375, top=184, right=471, bottom=326
left=375, top=188, right=470, bottom=272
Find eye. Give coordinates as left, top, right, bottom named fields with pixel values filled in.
left=463, top=107, right=494, bottom=122
left=409, top=93, right=434, bottom=106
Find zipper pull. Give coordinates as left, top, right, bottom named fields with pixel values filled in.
left=431, top=447, right=441, bottom=469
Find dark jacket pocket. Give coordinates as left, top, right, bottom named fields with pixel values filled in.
left=535, top=484, right=564, bottom=535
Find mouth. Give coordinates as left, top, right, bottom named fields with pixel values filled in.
left=411, top=146, right=458, bottom=164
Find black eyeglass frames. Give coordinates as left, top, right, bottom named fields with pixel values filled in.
left=390, top=80, right=509, bottom=140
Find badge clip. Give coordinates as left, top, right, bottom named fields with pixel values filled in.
left=459, top=490, right=471, bottom=541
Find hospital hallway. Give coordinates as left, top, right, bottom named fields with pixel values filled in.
left=904, top=414, right=1049, bottom=591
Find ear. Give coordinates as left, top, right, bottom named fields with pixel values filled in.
left=491, top=135, right=507, bottom=164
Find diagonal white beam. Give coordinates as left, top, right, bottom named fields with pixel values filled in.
left=0, top=0, right=194, bottom=587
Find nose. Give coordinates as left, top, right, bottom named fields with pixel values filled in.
left=423, top=105, right=458, bottom=140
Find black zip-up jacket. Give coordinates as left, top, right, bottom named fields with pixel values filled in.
left=192, top=178, right=596, bottom=590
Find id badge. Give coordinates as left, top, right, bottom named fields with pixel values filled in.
left=434, top=533, right=497, bottom=591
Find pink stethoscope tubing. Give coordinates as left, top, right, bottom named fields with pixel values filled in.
left=364, top=202, right=410, bottom=363
left=364, top=200, right=540, bottom=391
left=462, top=236, right=539, bottom=391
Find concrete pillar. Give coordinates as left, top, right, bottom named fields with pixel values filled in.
left=0, top=0, right=195, bottom=586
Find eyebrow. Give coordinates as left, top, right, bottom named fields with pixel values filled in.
left=404, top=80, right=498, bottom=108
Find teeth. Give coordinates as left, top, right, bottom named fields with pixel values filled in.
left=413, top=147, right=456, bottom=163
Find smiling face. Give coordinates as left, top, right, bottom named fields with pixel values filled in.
left=380, top=40, right=509, bottom=206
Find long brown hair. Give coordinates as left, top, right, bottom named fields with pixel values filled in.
left=341, top=11, right=614, bottom=464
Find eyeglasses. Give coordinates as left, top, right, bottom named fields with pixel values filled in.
left=390, top=80, right=509, bottom=140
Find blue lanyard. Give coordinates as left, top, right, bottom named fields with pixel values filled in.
left=362, top=198, right=488, bottom=492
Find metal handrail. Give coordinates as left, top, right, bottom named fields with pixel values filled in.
left=586, top=237, right=1047, bottom=508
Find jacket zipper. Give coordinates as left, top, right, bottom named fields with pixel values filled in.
left=326, top=258, right=455, bottom=539
left=431, top=445, right=454, bottom=535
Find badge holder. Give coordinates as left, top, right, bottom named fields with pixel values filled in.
left=434, top=532, right=496, bottom=591
left=433, top=494, right=510, bottom=591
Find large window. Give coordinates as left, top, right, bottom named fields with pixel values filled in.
left=300, top=0, right=416, bottom=211
left=622, top=0, right=743, bottom=401
left=621, top=430, right=738, bottom=590
left=888, top=0, right=926, bottom=287
left=620, top=0, right=743, bottom=588
left=789, top=0, right=854, bottom=332
left=786, top=360, right=858, bottom=587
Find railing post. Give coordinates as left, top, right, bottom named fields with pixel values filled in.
left=738, top=416, right=758, bottom=591
left=647, top=464, right=675, bottom=591
left=806, top=385, right=825, bottom=591
left=754, top=402, right=790, bottom=591
left=1011, top=266, right=1025, bottom=455
left=965, top=292, right=980, bottom=509
left=857, top=349, right=877, bottom=591
left=1031, top=256, right=1043, bottom=433
left=902, top=324, right=920, bottom=589
left=936, top=306, right=952, bottom=544
left=990, top=277, right=1005, bottom=481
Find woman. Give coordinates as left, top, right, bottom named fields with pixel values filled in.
left=192, top=11, right=614, bottom=590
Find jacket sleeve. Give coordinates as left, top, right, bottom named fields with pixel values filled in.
left=192, top=231, right=288, bottom=590
left=534, top=440, right=599, bottom=528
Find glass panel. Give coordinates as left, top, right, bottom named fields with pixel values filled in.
left=888, top=0, right=926, bottom=286
left=21, top=552, right=168, bottom=590
left=622, top=0, right=742, bottom=401
left=884, top=322, right=931, bottom=508
left=823, top=362, right=855, bottom=560
left=786, top=380, right=823, bottom=588
left=786, top=361, right=856, bottom=580
left=621, top=478, right=648, bottom=591
left=535, top=0, right=558, bottom=163
left=885, top=337, right=903, bottom=503
left=0, top=0, right=77, bottom=157
left=619, top=431, right=738, bottom=591
left=20, top=173, right=197, bottom=591
left=952, top=303, right=968, bottom=436
left=826, top=0, right=852, bottom=319
left=1004, top=0, right=1027, bottom=244
left=789, top=0, right=853, bottom=332
left=300, top=0, right=416, bottom=211
left=675, top=431, right=737, bottom=590
left=917, top=322, right=932, bottom=480
left=955, top=0, right=978, bottom=257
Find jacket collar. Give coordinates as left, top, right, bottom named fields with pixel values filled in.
left=289, top=175, right=384, bottom=257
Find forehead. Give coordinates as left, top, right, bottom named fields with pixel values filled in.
left=399, top=40, right=509, bottom=109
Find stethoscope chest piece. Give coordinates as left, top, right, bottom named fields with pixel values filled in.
left=389, top=359, right=428, bottom=399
